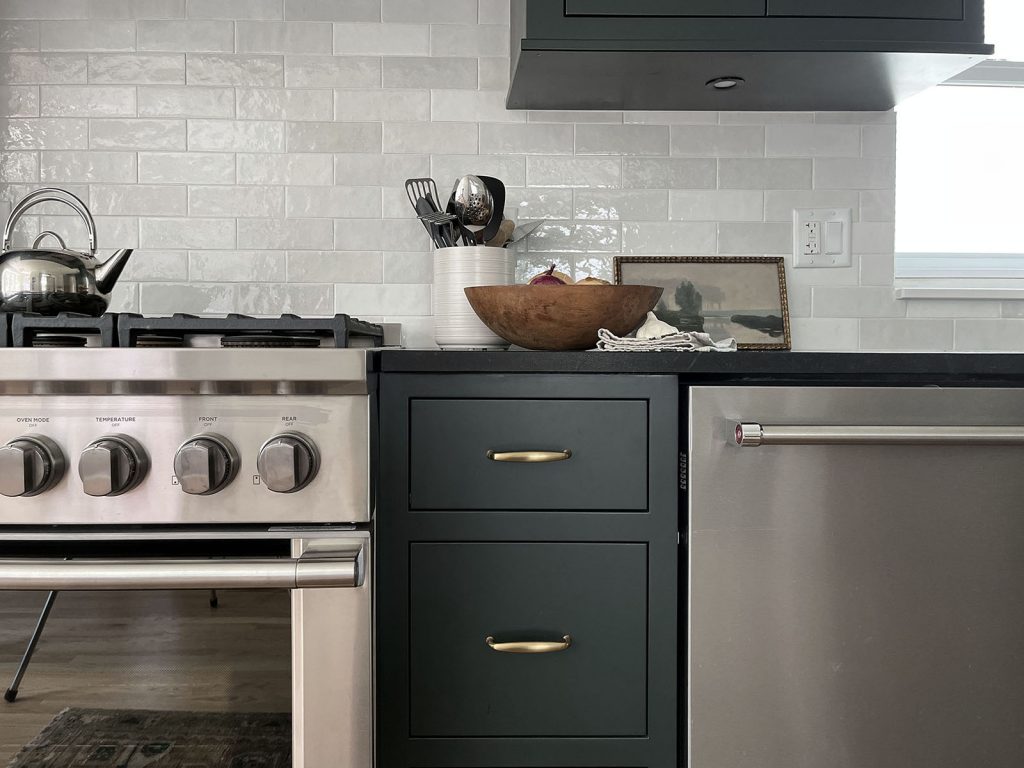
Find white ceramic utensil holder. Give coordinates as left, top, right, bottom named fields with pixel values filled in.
left=433, top=246, right=513, bottom=350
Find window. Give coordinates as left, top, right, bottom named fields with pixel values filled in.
left=894, top=0, right=1024, bottom=282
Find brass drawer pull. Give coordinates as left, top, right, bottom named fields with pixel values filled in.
left=485, top=635, right=572, bottom=654
left=485, top=450, right=572, bottom=463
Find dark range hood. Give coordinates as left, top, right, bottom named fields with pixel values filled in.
left=508, top=1, right=994, bottom=112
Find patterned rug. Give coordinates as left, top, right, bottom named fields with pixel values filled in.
left=6, top=708, right=291, bottom=767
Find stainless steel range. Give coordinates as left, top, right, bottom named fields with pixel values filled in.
left=0, top=312, right=396, bottom=768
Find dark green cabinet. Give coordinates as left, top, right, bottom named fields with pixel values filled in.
left=378, top=374, right=678, bottom=768
left=410, top=542, right=648, bottom=738
left=509, top=0, right=991, bottom=111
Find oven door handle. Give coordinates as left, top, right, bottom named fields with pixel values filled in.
left=0, top=552, right=363, bottom=591
left=735, top=423, right=1024, bottom=447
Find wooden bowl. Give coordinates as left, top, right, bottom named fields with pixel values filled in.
left=464, top=284, right=664, bottom=351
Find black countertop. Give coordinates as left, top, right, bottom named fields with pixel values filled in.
left=379, top=350, right=1024, bottom=383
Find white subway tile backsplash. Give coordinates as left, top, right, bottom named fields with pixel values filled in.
left=765, top=124, right=860, bottom=157
left=2, top=117, right=88, bottom=149
left=285, top=54, right=379, bottom=88
left=431, top=89, right=522, bottom=123
left=382, top=0, right=474, bottom=24
left=285, top=0, right=381, bottom=23
left=860, top=190, right=895, bottom=222
left=624, top=111, right=718, bottom=125
left=138, top=20, right=233, bottom=52
left=89, top=53, right=184, bottom=83
left=576, top=124, right=669, bottom=156
left=788, top=318, right=859, bottom=351
left=477, top=0, right=508, bottom=25
left=289, top=250, right=383, bottom=283
left=861, top=124, right=896, bottom=158
left=334, top=152, right=426, bottom=186
left=954, top=320, right=1024, bottom=351
left=239, top=152, right=332, bottom=185
left=720, top=112, right=814, bottom=124
left=383, top=251, right=430, bottom=283
left=238, top=282, right=334, bottom=314
left=814, top=158, right=894, bottom=190
left=720, top=158, right=813, bottom=189
left=334, top=23, right=428, bottom=56
left=812, top=285, right=905, bottom=318
left=671, top=125, right=764, bottom=157
left=670, top=190, right=763, bottom=222
left=188, top=119, right=284, bottom=152
left=906, top=299, right=1000, bottom=319
left=91, top=183, right=186, bottom=215
left=238, top=217, right=333, bottom=249
left=0, top=86, right=39, bottom=117
left=0, top=1, right=89, bottom=21
left=382, top=57, right=475, bottom=89
left=718, top=222, right=791, bottom=254
left=334, top=217, right=422, bottom=251
left=430, top=154, right=525, bottom=188
left=40, top=84, right=135, bottom=116
left=237, top=21, right=333, bottom=55
left=90, top=115, right=183, bottom=151
left=189, top=185, right=285, bottom=218
left=141, top=282, right=236, bottom=314
left=527, top=156, right=620, bottom=188
left=0, top=151, right=39, bottom=182
left=0, top=21, right=40, bottom=51
left=334, top=89, right=428, bottom=122
left=478, top=123, right=573, bottom=155
left=141, top=216, right=235, bottom=249
left=621, top=222, right=716, bottom=254
left=507, top=188, right=573, bottom=220
left=139, top=151, right=233, bottom=183
left=140, top=85, right=234, bottom=117
left=477, top=57, right=508, bottom=90
left=286, top=185, right=381, bottom=218
left=764, top=190, right=860, bottom=222
left=189, top=250, right=286, bottom=282
left=430, top=24, right=508, bottom=57
left=815, top=111, right=895, bottom=124
left=120, top=250, right=188, bottom=282
left=574, top=189, right=668, bottom=222
left=852, top=222, right=894, bottom=254
left=187, top=0, right=282, bottom=20
left=383, top=122, right=474, bottom=154
left=621, top=158, right=715, bottom=189
left=528, top=222, right=621, bottom=252
left=0, top=53, right=87, bottom=83
left=187, top=54, right=283, bottom=86
left=42, top=150, right=137, bottom=182
left=237, top=87, right=332, bottom=121
left=334, top=282, right=430, bottom=315
left=40, top=20, right=135, bottom=51
left=860, top=318, right=953, bottom=351
left=90, top=1, right=186, bottom=20
left=288, top=121, right=381, bottom=152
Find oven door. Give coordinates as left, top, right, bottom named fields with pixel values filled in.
left=688, top=386, right=1024, bottom=768
left=0, top=528, right=371, bottom=768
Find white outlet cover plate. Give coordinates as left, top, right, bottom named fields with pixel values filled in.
left=793, top=207, right=852, bottom=268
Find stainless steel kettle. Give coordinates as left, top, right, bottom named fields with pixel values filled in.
left=0, top=187, right=133, bottom=316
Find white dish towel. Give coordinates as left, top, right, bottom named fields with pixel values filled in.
left=596, top=312, right=737, bottom=352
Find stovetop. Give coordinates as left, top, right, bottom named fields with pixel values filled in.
left=1, top=312, right=400, bottom=349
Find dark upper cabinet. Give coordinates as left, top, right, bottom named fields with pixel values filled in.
left=508, top=0, right=993, bottom=111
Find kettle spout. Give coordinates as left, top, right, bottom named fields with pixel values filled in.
left=94, top=248, right=133, bottom=294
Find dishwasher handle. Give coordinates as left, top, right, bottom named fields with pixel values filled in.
left=735, top=423, right=1024, bottom=447
left=0, top=552, right=363, bottom=591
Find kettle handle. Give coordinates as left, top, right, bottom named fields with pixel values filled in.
left=2, top=187, right=96, bottom=256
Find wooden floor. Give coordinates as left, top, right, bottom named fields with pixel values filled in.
left=0, top=589, right=291, bottom=765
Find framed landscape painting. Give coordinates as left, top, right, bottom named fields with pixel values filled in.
left=614, top=256, right=791, bottom=350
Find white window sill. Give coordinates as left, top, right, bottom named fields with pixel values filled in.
left=895, top=280, right=1024, bottom=300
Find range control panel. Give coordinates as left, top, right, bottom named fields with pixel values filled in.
left=0, top=395, right=371, bottom=525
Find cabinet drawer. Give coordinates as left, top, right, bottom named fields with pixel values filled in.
left=409, top=399, right=648, bottom=511
left=409, top=542, right=647, bottom=738
left=767, top=0, right=964, bottom=20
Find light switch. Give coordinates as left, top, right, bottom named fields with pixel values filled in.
left=793, top=208, right=852, bottom=268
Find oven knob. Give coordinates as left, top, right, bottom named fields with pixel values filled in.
left=0, top=436, right=66, bottom=497
left=257, top=432, right=320, bottom=493
left=174, top=434, right=238, bottom=495
left=78, top=435, right=149, bottom=497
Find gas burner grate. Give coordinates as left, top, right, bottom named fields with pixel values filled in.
left=117, top=313, right=384, bottom=348
left=30, top=334, right=89, bottom=348
left=12, top=312, right=117, bottom=348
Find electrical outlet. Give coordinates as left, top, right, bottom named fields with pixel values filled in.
left=793, top=208, right=852, bottom=268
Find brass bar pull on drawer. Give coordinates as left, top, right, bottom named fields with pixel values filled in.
left=485, top=449, right=572, bottom=463
left=485, top=635, right=572, bottom=654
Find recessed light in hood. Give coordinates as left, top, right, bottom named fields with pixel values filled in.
left=706, top=77, right=745, bottom=90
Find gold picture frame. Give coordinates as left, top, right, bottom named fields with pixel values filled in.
left=613, top=256, right=791, bottom=350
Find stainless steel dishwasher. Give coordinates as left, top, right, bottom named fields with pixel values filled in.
left=688, top=386, right=1024, bottom=768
